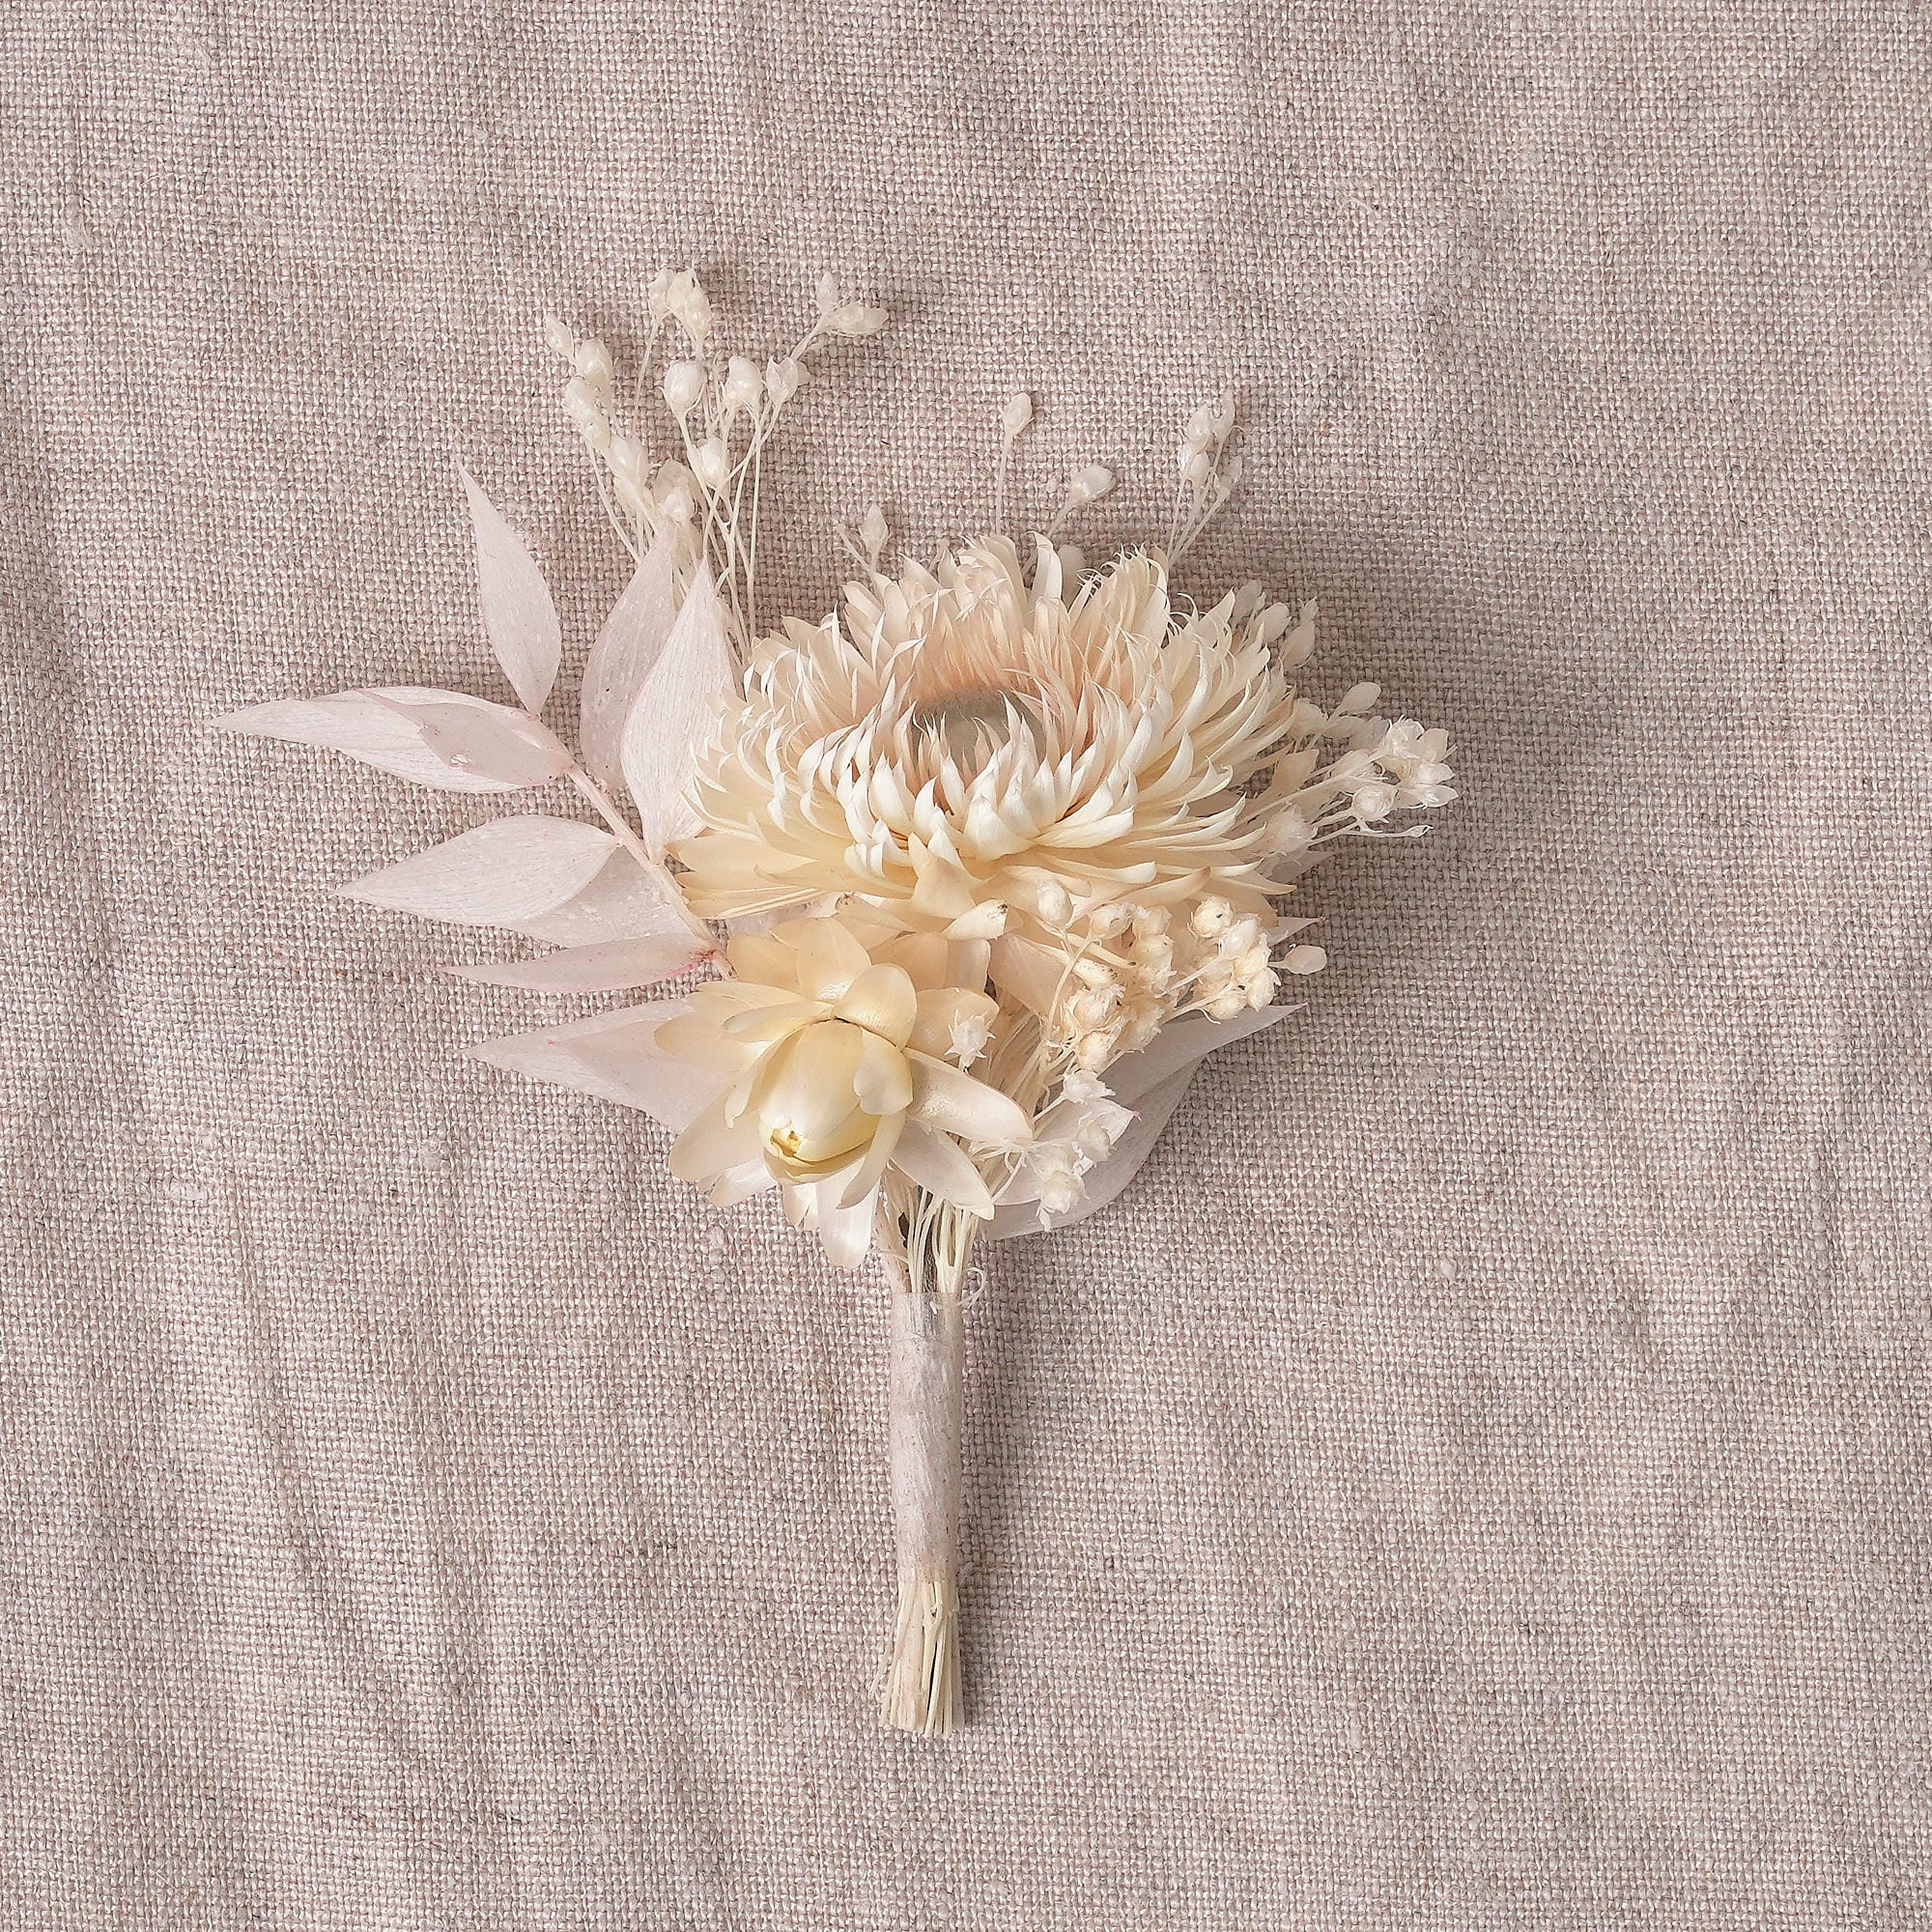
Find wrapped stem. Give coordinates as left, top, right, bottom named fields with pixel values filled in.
left=877, top=1190, right=976, bottom=1737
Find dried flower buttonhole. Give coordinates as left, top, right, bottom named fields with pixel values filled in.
left=219, top=270, right=1457, bottom=1737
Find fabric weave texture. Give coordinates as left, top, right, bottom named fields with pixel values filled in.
left=4, top=3, right=1929, bottom=1926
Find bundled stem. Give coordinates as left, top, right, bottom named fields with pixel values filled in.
left=877, top=1189, right=977, bottom=1737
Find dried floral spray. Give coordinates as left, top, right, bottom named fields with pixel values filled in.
left=219, top=270, right=1457, bottom=1736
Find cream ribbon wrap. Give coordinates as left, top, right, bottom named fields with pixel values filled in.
left=877, top=1196, right=974, bottom=1736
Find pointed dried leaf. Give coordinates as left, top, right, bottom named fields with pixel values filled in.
left=215, top=688, right=563, bottom=793
left=467, top=999, right=712, bottom=1130
left=448, top=930, right=707, bottom=993
left=340, top=817, right=617, bottom=928
left=388, top=697, right=574, bottom=786
left=506, top=851, right=683, bottom=947
left=620, top=564, right=736, bottom=855
left=459, top=466, right=562, bottom=713
left=580, top=529, right=680, bottom=793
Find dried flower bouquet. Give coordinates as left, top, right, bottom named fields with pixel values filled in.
left=221, top=270, right=1456, bottom=1736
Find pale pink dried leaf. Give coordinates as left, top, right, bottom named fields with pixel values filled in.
left=512, top=852, right=690, bottom=947
left=467, top=999, right=709, bottom=1131
left=581, top=528, right=680, bottom=794
left=380, top=697, right=574, bottom=787
left=214, top=688, right=551, bottom=794
left=459, top=465, right=562, bottom=713
left=620, top=563, right=736, bottom=855
left=339, top=816, right=617, bottom=928
left=448, top=931, right=706, bottom=993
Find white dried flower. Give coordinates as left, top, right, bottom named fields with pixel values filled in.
left=693, top=437, right=730, bottom=492
left=571, top=338, right=614, bottom=393
left=656, top=911, right=1021, bottom=1267
left=663, top=359, right=706, bottom=417
left=722, top=355, right=764, bottom=415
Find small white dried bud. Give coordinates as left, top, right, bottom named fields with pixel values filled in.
left=859, top=501, right=890, bottom=569
left=1089, top=901, right=1131, bottom=938
left=1064, top=464, right=1115, bottom=508
left=1074, top=1024, right=1123, bottom=1070
left=1036, top=881, right=1073, bottom=926
left=1351, top=781, right=1397, bottom=823
left=693, top=437, right=730, bottom=492
left=1189, top=896, right=1233, bottom=939
left=645, top=269, right=674, bottom=323
left=1070, top=956, right=1118, bottom=989
left=571, top=338, right=613, bottom=392
left=662, top=359, right=706, bottom=417
left=1235, top=944, right=1271, bottom=980
left=1254, top=603, right=1292, bottom=645
left=1335, top=681, right=1380, bottom=717
left=542, top=313, right=575, bottom=361
left=1056, top=543, right=1086, bottom=581
left=605, top=435, right=644, bottom=481
left=1205, top=989, right=1248, bottom=1021
left=1282, top=945, right=1327, bottom=976
left=825, top=301, right=889, bottom=337
left=1265, top=807, right=1315, bottom=856
left=1068, top=985, right=1122, bottom=1033
left=1280, top=600, right=1319, bottom=668
left=721, top=355, right=763, bottom=415
left=949, top=1009, right=992, bottom=1069
left=1038, top=1167, right=1082, bottom=1216
left=668, top=269, right=710, bottom=344
left=1000, top=392, right=1034, bottom=439
left=1245, top=971, right=1278, bottom=1009
left=1221, top=916, right=1262, bottom=956
left=764, top=356, right=805, bottom=406
left=1181, top=448, right=1214, bottom=486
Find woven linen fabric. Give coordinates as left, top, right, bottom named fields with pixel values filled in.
left=5, top=2, right=1930, bottom=1926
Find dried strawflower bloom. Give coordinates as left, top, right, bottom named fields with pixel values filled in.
left=658, top=911, right=1021, bottom=1265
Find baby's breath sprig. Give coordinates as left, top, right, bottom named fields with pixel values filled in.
left=545, top=268, right=888, bottom=641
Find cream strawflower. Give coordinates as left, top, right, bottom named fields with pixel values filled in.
left=675, top=539, right=1298, bottom=936
left=656, top=910, right=1027, bottom=1266
left=673, top=537, right=1452, bottom=1072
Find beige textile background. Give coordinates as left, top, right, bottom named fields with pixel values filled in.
left=5, top=1, right=1931, bottom=1926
